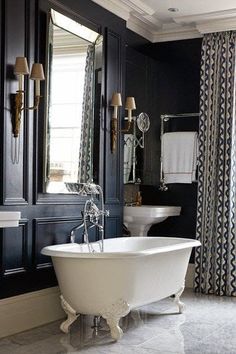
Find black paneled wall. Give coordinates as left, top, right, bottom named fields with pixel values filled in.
left=0, top=0, right=126, bottom=299
left=126, top=33, right=202, bottom=252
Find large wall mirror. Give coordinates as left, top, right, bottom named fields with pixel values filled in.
left=44, top=10, right=103, bottom=194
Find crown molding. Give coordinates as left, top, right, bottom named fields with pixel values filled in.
left=126, top=15, right=155, bottom=42
left=129, top=12, right=161, bottom=31
left=118, top=0, right=155, bottom=16
left=126, top=18, right=202, bottom=43
left=174, top=9, right=236, bottom=35
left=152, top=25, right=202, bottom=43
left=174, top=8, right=236, bottom=25
left=196, top=18, right=236, bottom=34
left=91, top=0, right=130, bottom=20
left=92, top=0, right=236, bottom=42
left=91, top=0, right=156, bottom=21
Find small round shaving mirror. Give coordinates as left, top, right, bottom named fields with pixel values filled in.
left=137, top=112, right=150, bottom=133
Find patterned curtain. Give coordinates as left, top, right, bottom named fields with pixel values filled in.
left=78, top=44, right=95, bottom=183
left=195, top=31, right=236, bottom=296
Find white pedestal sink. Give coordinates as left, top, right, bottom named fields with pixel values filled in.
left=124, top=205, right=181, bottom=236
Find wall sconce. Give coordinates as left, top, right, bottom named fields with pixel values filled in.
left=14, top=57, right=45, bottom=138
left=110, top=92, right=122, bottom=153
left=123, top=96, right=136, bottom=132
left=110, top=93, right=136, bottom=153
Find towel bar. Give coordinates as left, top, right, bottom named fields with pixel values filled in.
left=160, top=113, right=199, bottom=191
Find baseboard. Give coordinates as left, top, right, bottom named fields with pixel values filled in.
left=0, top=287, right=64, bottom=339
left=185, top=263, right=195, bottom=288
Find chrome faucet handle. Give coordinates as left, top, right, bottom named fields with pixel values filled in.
left=98, top=209, right=109, bottom=216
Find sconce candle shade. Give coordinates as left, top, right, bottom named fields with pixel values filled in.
left=15, top=57, right=29, bottom=92
left=14, top=57, right=29, bottom=75
left=30, top=63, right=45, bottom=80
left=111, top=92, right=122, bottom=107
left=125, top=97, right=136, bottom=110
left=125, top=96, right=136, bottom=122
left=13, top=58, right=45, bottom=142
left=30, top=63, right=45, bottom=96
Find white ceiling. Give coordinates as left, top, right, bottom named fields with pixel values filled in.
left=92, top=0, right=236, bottom=42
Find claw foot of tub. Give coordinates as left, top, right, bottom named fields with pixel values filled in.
left=174, top=286, right=185, bottom=314
left=106, top=317, right=124, bottom=340
left=100, top=299, right=130, bottom=340
left=60, top=295, right=80, bottom=333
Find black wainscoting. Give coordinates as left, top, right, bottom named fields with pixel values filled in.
left=0, top=0, right=126, bottom=299
left=0, top=6, right=203, bottom=298
left=126, top=32, right=202, bottom=261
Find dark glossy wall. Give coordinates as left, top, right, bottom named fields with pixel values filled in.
left=126, top=31, right=202, bottom=253
left=0, top=0, right=126, bottom=299
left=0, top=4, right=202, bottom=299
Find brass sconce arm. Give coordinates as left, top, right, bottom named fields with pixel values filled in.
left=110, top=93, right=122, bottom=154
left=25, top=95, right=41, bottom=111
left=120, top=120, right=132, bottom=133
left=111, top=116, right=118, bottom=154
left=14, top=90, right=24, bottom=138
left=14, top=92, right=42, bottom=138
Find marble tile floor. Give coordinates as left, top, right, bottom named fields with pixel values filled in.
left=0, top=289, right=236, bottom=354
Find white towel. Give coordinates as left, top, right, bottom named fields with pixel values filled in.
left=162, top=132, right=198, bottom=184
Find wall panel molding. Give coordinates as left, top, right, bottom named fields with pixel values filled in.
left=105, top=215, right=122, bottom=238
left=3, top=0, right=30, bottom=205
left=35, top=193, right=87, bottom=205
left=3, top=198, right=28, bottom=206
left=33, top=216, right=82, bottom=268
left=2, top=219, right=29, bottom=276
left=0, top=0, right=126, bottom=299
left=0, top=1, right=4, bottom=205
left=104, top=28, right=124, bottom=207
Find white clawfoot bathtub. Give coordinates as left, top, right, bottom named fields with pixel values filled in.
left=41, top=237, right=200, bottom=340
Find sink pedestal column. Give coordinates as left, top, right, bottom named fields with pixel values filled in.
left=126, top=224, right=152, bottom=237
left=124, top=206, right=181, bottom=237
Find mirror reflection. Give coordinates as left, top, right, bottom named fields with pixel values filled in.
left=123, top=113, right=150, bottom=184
left=45, top=10, right=102, bottom=193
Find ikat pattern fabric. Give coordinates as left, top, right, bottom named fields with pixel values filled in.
left=78, top=44, right=95, bottom=183
left=194, top=31, right=236, bottom=296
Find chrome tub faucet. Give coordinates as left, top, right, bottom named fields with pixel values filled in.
left=69, top=183, right=109, bottom=252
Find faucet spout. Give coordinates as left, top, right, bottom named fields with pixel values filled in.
left=70, top=222, right=85, bottom=243
left=69, top=183, right=109, bottom=252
